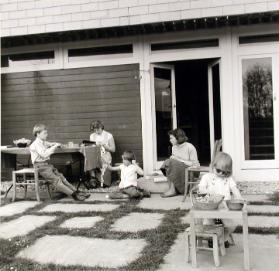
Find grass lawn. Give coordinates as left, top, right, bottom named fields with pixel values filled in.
left=0, top=194, right=279, bottom=271
left=0, top=197, right=187, bottom=271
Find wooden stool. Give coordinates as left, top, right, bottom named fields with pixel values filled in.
left=185, top=225, right=226, bottom=267
left=12, top=168, right=52, bottom=202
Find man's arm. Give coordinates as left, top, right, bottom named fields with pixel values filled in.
left=31, top=143, right=59, bottom=159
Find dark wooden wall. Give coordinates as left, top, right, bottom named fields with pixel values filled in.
left=1, top=64, right=143, bottom=164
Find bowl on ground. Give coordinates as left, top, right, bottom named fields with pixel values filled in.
left=226, top=199, right=244, bottom=210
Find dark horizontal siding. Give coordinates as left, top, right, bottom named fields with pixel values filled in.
left=1, top=64, right=143, bottom=163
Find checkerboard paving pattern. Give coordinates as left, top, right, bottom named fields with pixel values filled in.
left=0, top=194, right=278, bottom=270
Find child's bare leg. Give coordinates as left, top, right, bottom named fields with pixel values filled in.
left=222, top=219, right=236, bottom=241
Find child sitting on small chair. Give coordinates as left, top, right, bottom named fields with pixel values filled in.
left=30, top=124, right=90, bottom=201
left=198, top=152, right=243, bottom=248
left=107, top=151, right=150, bottom=199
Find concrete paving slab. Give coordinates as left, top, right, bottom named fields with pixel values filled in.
left=38, top=203, right=119, bottom=213
left=111, top=212, right=164, bottom=232
left=0, top=215, right=56, bottom=239
left=247, top=205, right=279, bottom=214
left=17, top=235, right=147, bottom=268
left=246, top=216, right=279, bottom=228
left=159, top=232, right=279, bottom=271
left=138, top=194, right=192, bottom=210
left=243, top=194, right=272, bottom=202
left=0, top=201, right=39, bottom=217
left=60, top=216, right=103, bottom=229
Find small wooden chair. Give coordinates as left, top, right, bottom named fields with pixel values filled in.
left=185, top=225, right=226, bottom=267
left=12, top=168, right=52, bottom=202
left=183, top=139, right=222, bottom=202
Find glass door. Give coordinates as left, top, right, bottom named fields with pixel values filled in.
left=208, top=60, right=222, bottom=158
left=151, top=64, right=177, bottom=168
left=240, top=55, right=279, bottom=168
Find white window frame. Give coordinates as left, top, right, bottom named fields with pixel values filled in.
left=237, top=53, right=279, bottom=169
left=232, top=24, right=279, bottom=171
left=1, top=44, right=63, bottom=73
left=62, top=37, right=140, bottom=69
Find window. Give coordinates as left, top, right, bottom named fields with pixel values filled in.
left=151, top=39, right=219, bottom=51
left=239, top=34, right=279, bottom=44
left=1, top=51, right=55, bottom=68
left=68, top=44, right=133, bottom=62
left=242, top=57, right=275, bottom=160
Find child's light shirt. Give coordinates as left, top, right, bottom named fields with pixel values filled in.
left=198, top=173, right=237, bottom=200
left=119, top=164, right=138, bottom=189
left=29, top=138, right=54, bottom=164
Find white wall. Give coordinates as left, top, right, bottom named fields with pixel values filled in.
left=1, top=0, right=279, bottom=37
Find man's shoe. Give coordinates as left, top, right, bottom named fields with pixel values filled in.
left=142, top=190, right=151, bottom=198
left=72, top=191, right=86, bottom=201
left=78, top=191, right=91, bottom=199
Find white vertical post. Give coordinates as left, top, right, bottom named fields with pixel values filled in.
left=137, top=38, right=155, bottom=174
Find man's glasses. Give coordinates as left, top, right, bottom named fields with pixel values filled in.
left=215, top=168, right=231, bottom=176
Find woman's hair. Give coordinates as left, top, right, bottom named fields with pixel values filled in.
left=33, top=124, right=47, bottom=137
left=90, top=120, right=104, bottom=131
left=212, top=152, right=233, bottom=176
left=122, top=150, right=135, bottom=162
left=168, top=128, right=188, bottom=144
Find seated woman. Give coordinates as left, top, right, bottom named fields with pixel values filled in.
left=89, top=120, right=116, bottom=187
left=161, top=128, right=199, bottom=198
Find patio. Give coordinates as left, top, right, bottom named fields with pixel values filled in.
left=0, top=192, right=278, bottom=271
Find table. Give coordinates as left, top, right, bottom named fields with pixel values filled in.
left=189, top=206, right=250, bottom=270
left=1, top=146, right=101, bottom=195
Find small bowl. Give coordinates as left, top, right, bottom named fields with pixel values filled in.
left=226, top=199, right=244, bottom=210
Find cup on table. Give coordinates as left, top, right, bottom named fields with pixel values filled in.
left=68, top=141, right=74, bottom=148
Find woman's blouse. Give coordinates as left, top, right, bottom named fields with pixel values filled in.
left=90, top=130, right=114, bottom=147
left=172, top=142, right=199, bottom=166
left=90, top=130, right=115, bottom=164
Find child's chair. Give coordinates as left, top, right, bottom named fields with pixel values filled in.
left=12, top=168, right=52, bottom=201
left=183, top=139, right=222, bottom=201
left=185, top=224, right=226, bottom=267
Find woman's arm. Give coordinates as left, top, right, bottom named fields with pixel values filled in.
left=103, top=136, right=116, bottom=153
left=170, top=155, right=193, bottom=166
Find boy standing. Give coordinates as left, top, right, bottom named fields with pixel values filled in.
left=29, top=124, right=89, bottom=201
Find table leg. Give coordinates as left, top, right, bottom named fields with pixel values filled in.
left=182, top=168, right=189, bottom=202
left=190, top=211, right=197, bottom=267
left=242, top=210, right=250, bottom=270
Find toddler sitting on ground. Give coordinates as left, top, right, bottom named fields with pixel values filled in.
left=107, top=151, right=150, bottom=199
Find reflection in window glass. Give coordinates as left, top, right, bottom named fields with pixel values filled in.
left=154, top=67, right=173, bottom=161
left=1, top=51, right=55, bottom=68
left=242, top=57, right=274, bottom=160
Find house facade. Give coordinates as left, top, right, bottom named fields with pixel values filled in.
left=1, top=0, right=279, bottom=182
